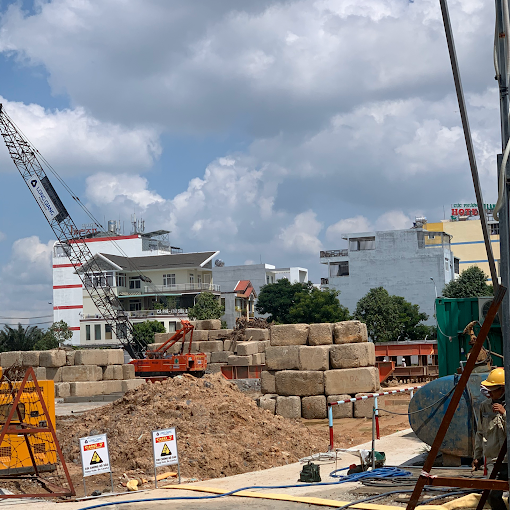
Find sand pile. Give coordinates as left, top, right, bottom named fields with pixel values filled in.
left=57, top=373, right=328, bottom=480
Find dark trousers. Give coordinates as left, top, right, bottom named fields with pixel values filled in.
left=488, top=463, right=508, bottom=510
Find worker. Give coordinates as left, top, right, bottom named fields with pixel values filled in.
left=472, top=367, right=507, bottom=510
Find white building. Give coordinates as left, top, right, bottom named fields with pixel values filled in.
left=212, top=263, right=309, bottom=327
left=52, top=228, right=220, bottom=345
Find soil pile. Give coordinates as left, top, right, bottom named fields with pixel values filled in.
left=57, top=373, right=328, bottom=481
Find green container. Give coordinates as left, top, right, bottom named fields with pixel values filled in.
left=435, top=297, right=502, bottom=377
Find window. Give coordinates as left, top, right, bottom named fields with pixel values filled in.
left=105, top=325, right=112, bottom=340
left=454, top=258, right=460, bottom=274
left=349, top=237, right=375, bottom=251
left=129, top=277, right=141, bottom=289
left=129, top=300, right=142, bottom=311
left=94, top=324, right=101, bottom=341
left=266, top=275, right=270, bottom=284
left=86, top=325, right=91, bottom=341
left=163, top=274, right=176, bottom=286
left=116, top=273, right=126, bottom=287
left=189, top=274, right=194, bottom=284
left=159, top=322, right=165, bottom=330
left=168, top=321, right=177, bottom=333
left=330, top=261, right=349, bottom=277
left=203, top=274, right=211, bottom=284
left=197, top=274, right=202, bottom=284
left=491, top=223, right=500, bottom=236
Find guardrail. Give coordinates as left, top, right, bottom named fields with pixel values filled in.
left=320, top=249, right=348, bottom=258
left=144, top=283, right=221, bottom=293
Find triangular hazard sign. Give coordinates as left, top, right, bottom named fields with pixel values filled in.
left=161, top=443, right=171, bottom=456
left=90, top=451, right=103, bottom=465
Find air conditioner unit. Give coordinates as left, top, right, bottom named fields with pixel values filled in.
left=478, top=297, right=500, bottom=325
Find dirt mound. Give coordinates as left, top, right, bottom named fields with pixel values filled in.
left=57, top=373, right=328, bottom=481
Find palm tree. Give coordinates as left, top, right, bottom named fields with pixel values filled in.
left=0, top=324, right=43, bottom=352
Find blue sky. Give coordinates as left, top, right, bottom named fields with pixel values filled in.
left=0, top=0, right=503, bottom=320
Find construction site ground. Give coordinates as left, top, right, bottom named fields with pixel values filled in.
left=1, top=377, right=465, bottom=509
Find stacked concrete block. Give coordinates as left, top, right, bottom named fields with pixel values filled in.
left=333, top=321, right=368, bottom=344
left=324, top=367, right=379, bottom=395
left=252, top=353, right=265, bottom=365
left=298, top=346, right=330, bottom=371
left=246, top=329, right=269, bottom=342
left=195, top=319, right=222, bottom=330
left=61, top=365, right=102, bottom=383
left=1, top=351, right=22, bottom=367
left=354, top=393, right=375, bottom=418
left=208, top=330, right=232, bottom=340
left=210, top=351, right=230, bottom=363
left=122, top=364, right=135, bottom=380
left=265, top=346, right=300, bottom=371
left=227, top=355, right=252, bottom=366
left=301, top=395, right=327, bottom=419
left=275, top=371, right=324, bottom=397
left=327, top=395, right=353, bottom=419
left=329, top=343, right=375, bottom=369
left=102, top=365, right=123, bottom=380
left=261, top=370, right=276, bottom=394
left=308, top=323, right=333, bottom=346
left=22, top=351, right=40, bottom=367
left=258, top=395, right=276, bottom=414
left=270, top=324, right=309, bottom=346
left=276, top=396, right=301, bottom=419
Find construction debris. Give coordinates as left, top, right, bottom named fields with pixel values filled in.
left=57, top=373, right=328, bottom=481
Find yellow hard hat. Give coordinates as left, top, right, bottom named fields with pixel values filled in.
left=481, top=367, right=505, bottom=388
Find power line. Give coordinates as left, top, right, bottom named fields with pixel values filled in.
left=0, top=315, right=54, bottom=320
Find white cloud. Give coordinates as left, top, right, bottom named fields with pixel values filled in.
left=375, top=211, right=413, bottom=231
left=278, top=210, right=323, bottom=256
left=0, top=232, right=6, bottom=242
left=0, top=97, right=161, bottom=175
left=326, top=216, right=373, bottom=243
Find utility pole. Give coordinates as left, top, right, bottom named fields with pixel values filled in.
left=494, top=0, right=510, bottom=477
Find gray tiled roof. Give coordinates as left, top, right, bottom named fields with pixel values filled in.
left=100, top=252, right=217, bottom=270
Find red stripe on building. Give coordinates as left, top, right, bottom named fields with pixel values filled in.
left=68, top=235, right=139, bottom=244
left=53, top=284, right=82, bottom=289
left=53, top=305, right=83, bottom=310
left=52, top=263, right=82, bottom=268
left=68, top=327, right=80, bottom=331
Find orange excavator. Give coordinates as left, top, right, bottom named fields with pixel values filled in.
left=130, top=320, right=207, bottom=378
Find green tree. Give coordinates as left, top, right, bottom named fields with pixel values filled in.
left=354, top=287, right=429, bottom=342
left=288, top=287, right=351, bottom=324
left=35, top=320, right=73, bottom=350
left=442, top=266, right=493, bottom=298
left=133, top=320, right=166, bottom=347
left=0, top=324, right=43, bottom=352
left=187, top=292, right=224, bottom=320
left=255, top=279, right=313, bottom=323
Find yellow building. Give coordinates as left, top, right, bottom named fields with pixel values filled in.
left=425, top=219, right=500, bottom=282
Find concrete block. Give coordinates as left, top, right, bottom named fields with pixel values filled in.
left=34, top=367, right=47, bottom=381
left=206, top=352, right=211, bottom=363
left=70, top=381, right=105, bottom=397
left=74, top=350, right=107, bottom=366
left=246, top=329, right=269, bottom=342
left=186, top=330, right=209, bottom=342
left=61, top=365, right=101, bottom=383
left=22, top=351, right=40, bottom=367
left=330, top=343, right=375, bottom=369
left=333, top=321, right=368, bottom=344
left=208, top=330, right=232, bottom=340
left=103, top=380, right=123, bottom=394
left=265, top=345, right=300, bottom=371
left=301, top=395, right=327, bottom=419
left=327, top=395, right=353, bottom=418
left=107, top=349, right=124, bottom=365
left=324, top=367, right=380, bottom=396
left=227, top=355, right=252, bottom=366
left=261, top=370, right=276, bottom=394
left=270, top=324, right=309, bottom=346
left=45, top=367, right=62, bottom=382
left=276, top=396, right=301, bottom=419
left=122, top=364, right=135, bottom=380
left=195, top=319, right=221, bottom=330
left=236, top=341, right=259, bottom=356
left=252, top=353, right=265, bottom=365
left=354, top=393, right=375, bottom=418
left=223, top=339, right=232, bottom=351
left=65, top=351, right=76, bottom=366
left=197, top=340, right=223, bottom=353
left=275, top=371, right=324, bottom=397
left=258, top=396, right=276, bottom=414
left=147, top=342, right=164, bottom=351
left=56, top=382, right=71, bottom=398
left=1, top=351, right=22, bottom=368
left=206, top=363, right=225, bottom=374
left=298, top=346, right=330, bottom=371
left=258, top=340, right=270, bottom=353
left=210, top=351, right=230, bottom=363
left=122, top=379, right=145, bottom=392
left=308, top=323, right=333, bottom=346
left=102, top=365, right=123, bottom=380
left=40, top=350, right=66, bottom=368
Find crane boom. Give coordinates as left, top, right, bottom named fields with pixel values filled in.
left=0, top=104, right=145, bottom=359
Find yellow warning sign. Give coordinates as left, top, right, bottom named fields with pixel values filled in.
left=90, top=451, right=103, bottom=465
left=161, top=443, right=171, bottom=456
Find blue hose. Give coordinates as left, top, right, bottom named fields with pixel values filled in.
left=77, top=467, right=411, bottom=509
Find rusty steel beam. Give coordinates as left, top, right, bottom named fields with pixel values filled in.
left=406, top=286, right=506, bottom=510
left=429, top=477, right=509, bottom=491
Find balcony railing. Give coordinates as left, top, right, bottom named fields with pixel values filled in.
left=117, top=283, right=220, bottom=296
left=81, top=309, right=189, bottom=320
left=320, top=249, right=348, bottom=258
